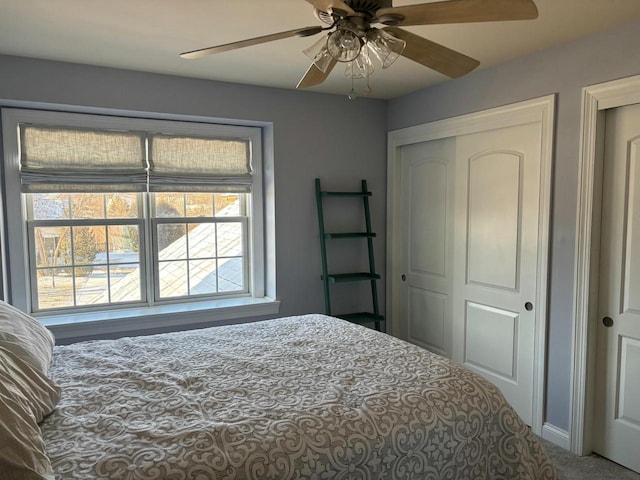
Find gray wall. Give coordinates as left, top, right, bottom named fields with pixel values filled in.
left=0, top=54, right=388, bottom=339
left=388, top=19, right=640, bottom=432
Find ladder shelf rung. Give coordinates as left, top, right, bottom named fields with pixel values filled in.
left=324, top=232, right=376, bottom=239
left=324, top=272, right=381, bottom=283
left=320, top=191, right=372, bottom=197
left=338, top=312, right=385, bottom=323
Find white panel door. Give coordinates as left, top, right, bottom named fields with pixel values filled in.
left=452, top=122, right=542, bottom=425
left=397, top=138, right=455, bottom=358
left=593, top=103, right=640, bottom=473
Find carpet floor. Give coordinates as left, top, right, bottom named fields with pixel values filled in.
left=539, top=438, right=640, bottom=480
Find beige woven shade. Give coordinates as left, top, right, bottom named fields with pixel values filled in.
left=149, top=134, right=252, bottom=192
left=20, top=125, right=147, bottom=192
left=19, top=126, right=254, bottom=193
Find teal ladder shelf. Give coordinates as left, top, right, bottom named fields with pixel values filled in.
left=315, top=178, right=384, bottom=332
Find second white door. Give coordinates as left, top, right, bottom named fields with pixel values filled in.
left=452, top=122, right=542, bottom=426
left=592, top=102, right=640, bottom=473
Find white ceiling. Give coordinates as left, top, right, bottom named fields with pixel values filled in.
left=1, top=0, right=640, bottom=99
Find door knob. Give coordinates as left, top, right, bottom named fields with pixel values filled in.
left=524, top=302, right=533, bottom=311
left=401, top=274, right=406, bottom=281
left=602, top=316, right=614, bottom=327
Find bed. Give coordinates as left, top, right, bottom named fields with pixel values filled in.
left=0, top=303, right=558, bottom=479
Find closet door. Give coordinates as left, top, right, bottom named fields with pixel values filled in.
left=452, top=122, right=543, bottom=426
left=390, top=97, right=553, bottom=430
left=396, top=138, right=455, bottom=358
left=593, top=103, right=640, bottom=473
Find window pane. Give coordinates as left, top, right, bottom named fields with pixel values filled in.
left=155, top=193, right=185, bottom=217
left=34, top=226, right=71, bottom=267
left=187, top=223, right=216, bottom=259
left=106, top=193, right=139, bottom=219
left=189, top=260, right=217, bottom=295
left=109, top=264, right=141, bottom=303
left=218, top=257, right=244, bottom=292
left=73, top=226, right=102, bottom=269
left=108, top=225, right=140, bottom=262
left=106, top=222, right=141, bottom=304
left=215, top=193, right=242, bottom=217
left=31, top=194, right=69, bottom=220
left=158, top=261, right=188, bottom=297
left=75, top=267, right=108, bottom=306
left=36, top=269, right=73, bottom=310
left=158, top=224, right=186, bottom=259
left=70, top=193, right=105, bottom=219
left=185, top=193, right=214, bottom=217
left=217, top=222, right=243, bottom=257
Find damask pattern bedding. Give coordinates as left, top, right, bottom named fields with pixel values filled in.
left=41, top=314, right=558, bottom=479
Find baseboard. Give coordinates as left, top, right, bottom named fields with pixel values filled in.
left=542, top=422, right=570, bottom=450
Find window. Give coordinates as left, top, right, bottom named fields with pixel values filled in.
left=2, top=108, right=277, bottom=334
left=152, top=192, right=248, bottom=300
left=28, top=192, right=145, bottom=310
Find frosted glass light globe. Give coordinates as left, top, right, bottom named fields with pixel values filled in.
left=327, top=29, right=362, bottom=62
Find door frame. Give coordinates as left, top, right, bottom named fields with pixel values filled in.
left=386, top=95, right=555, bottom=437
left=572, top=74, right=640, bottom=455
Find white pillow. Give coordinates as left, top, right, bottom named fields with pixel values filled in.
left=0, top=300, right=55, bottom=374
left=0, top=345, right=60, bottom=480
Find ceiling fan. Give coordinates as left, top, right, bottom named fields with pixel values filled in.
left=180, top=0, right=538, bottom=95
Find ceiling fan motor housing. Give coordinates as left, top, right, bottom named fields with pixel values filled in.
left=315, top=0, right=394, bottom=24
left=348, top=0, right=394, bottom=15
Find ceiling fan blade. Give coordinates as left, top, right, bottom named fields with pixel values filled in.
left=304, top=0, right=355, bottom=16
left=377, top=0, right=538, bottom=27
left=180, top=26, right=322, bottom=59
left=296, top=58, right=338, bottom=89
left=385, top=27, right=479, bottom=78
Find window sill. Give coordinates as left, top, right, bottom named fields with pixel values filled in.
left=40, top=297, right=281, bottom=341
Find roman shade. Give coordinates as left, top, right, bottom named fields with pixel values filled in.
left=19, top=126, right=253, bottom=193
left=148, top=133, right=252, bottom=192
left=20, top=125, right=147, bottom=193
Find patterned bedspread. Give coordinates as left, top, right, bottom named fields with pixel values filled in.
left=41, top=314, right=557, bottom=479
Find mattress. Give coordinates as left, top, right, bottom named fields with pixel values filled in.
left=41, top=314, right=557, bottom=479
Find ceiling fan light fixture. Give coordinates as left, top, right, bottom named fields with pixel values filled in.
left=327, top=29, right=363, bottom=62
left=366, top=29, right=406, bottom=69
left=303, top=35, right=334, bottom=73
left=345, top=51, right=375, bottom=79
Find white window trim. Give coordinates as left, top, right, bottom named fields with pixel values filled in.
left=2, top=108, right=279, bottom=339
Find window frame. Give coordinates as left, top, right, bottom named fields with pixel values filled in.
left=151, top=215, right=250, bottom=301
left=1, top=108, right=278, bottom=337
left=26, top=213, right=148, bottom=312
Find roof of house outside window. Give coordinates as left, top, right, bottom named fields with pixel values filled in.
left=77, top=202, right=244, bottom=304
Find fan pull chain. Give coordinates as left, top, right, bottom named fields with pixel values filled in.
left=363, top=75, right=372, bottom=96
left=348, top=62, right=358, bottom=100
